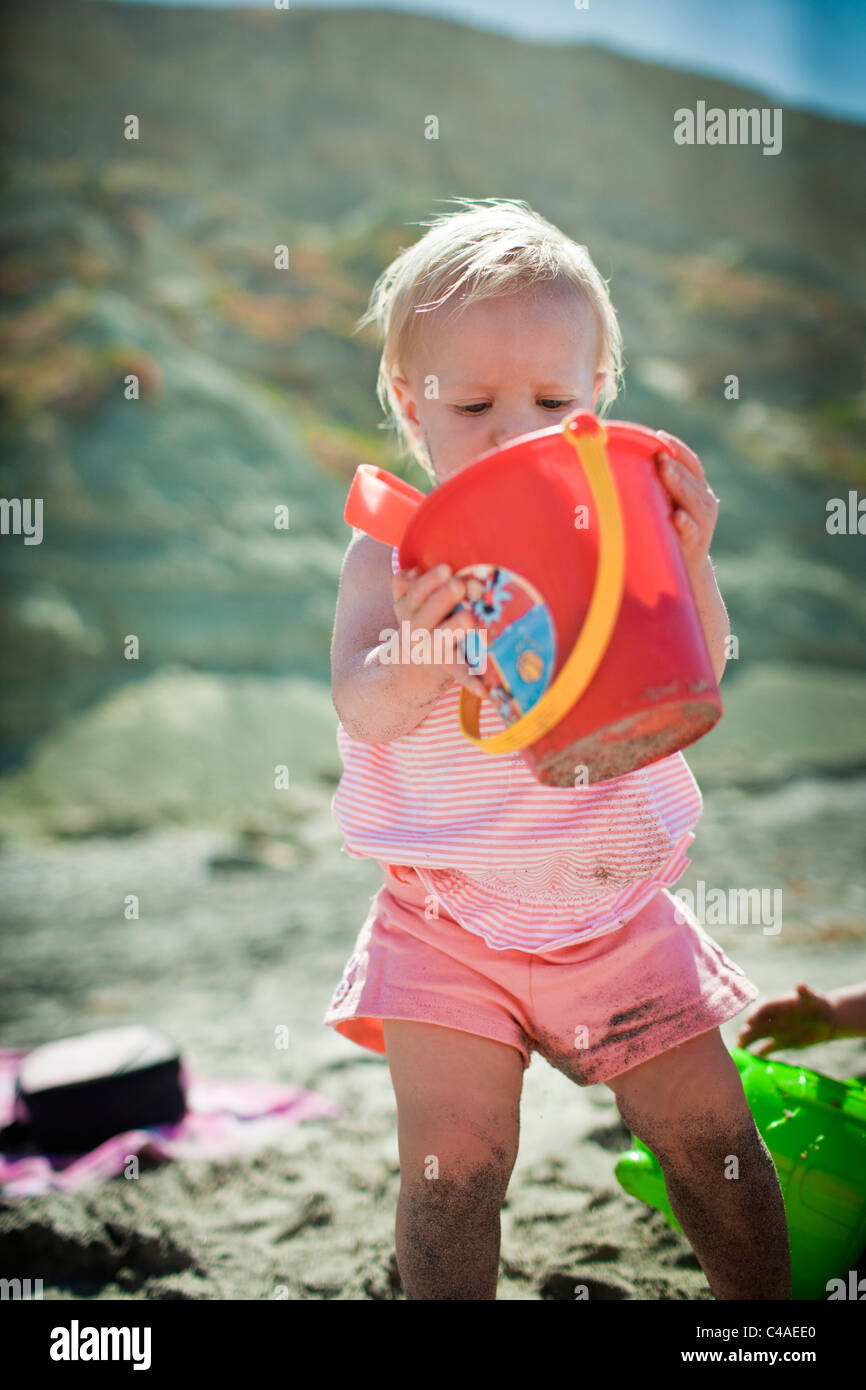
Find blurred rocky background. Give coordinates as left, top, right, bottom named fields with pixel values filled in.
left=0, top=0, right=864, bottom=844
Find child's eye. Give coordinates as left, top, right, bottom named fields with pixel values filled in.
left=454, top=400, right=574, bottom=416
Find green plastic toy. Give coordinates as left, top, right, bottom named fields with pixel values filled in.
left=614, top=1046, right=866, bottom=1300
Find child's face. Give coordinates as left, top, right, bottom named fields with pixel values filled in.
left=392, top=283, right=605, bottom=484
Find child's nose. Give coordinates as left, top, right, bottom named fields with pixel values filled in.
left=492, top=414, right=536, bottom=449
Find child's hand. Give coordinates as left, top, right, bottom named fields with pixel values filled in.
left=392, top=562, right=487, bottom=700
left=736, top=983, right=838, bottom=1055
left=654, top=430, right=720, bottom=577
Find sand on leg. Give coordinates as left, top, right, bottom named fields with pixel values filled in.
left=382, top=1019, right=525, bottom=1300
left=604, top=1027, right=791, bottom=1299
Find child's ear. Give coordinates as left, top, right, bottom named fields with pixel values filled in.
left=591, top=370, right=606, bottom=411
left=390, top=374, right=423, bottom=443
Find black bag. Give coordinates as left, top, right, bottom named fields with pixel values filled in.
left=13, top=1025, right=187, bottom=1152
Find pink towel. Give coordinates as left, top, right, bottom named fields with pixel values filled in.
left=0, top=1048, right=340, bottom=1197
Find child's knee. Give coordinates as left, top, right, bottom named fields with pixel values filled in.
left=610, top=1029, right=754, bottom=1159
left=422, top=1170, right=510, bottom=1224
left=613, top=1068, right=754, bottom=1165
left=393, top=1069, right=521, bottom=1199
left=400, top=1145, right=515, bottom=1216
left=657, top=1107, right=763, bottom=1180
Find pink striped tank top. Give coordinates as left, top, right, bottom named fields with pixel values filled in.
left=330, top=545, right=704, bottom=954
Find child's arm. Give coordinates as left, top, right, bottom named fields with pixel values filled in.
left=653, top=433, right=729, bottom=684
left=828, top=983, right=866, bottom=1038
left=330, top=533, right=484, bottom=743
left=688, top=557, right=731, bottom=686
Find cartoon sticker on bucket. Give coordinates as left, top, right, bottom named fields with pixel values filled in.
left=451, top=564, right=556, bottom=726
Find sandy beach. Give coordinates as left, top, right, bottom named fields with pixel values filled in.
left=2, top=771, right=864, bottom=1301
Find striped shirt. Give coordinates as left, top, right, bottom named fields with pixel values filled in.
left=330, top=545, right=703, bottom=954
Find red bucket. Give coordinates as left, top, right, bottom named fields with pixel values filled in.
left=343, top=410, right=722, bottom=786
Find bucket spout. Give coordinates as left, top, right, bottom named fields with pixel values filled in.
left=343, top=464, right=426, bottom=548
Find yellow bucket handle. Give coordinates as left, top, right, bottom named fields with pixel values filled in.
left=458, top=411, right=626, bottom=754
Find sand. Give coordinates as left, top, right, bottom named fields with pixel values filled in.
left=1, top=774, right=865, bottom=1300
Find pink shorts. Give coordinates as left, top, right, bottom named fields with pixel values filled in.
left=323, top=862, right=761, bottom=1085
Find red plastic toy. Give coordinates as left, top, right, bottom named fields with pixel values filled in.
left=344, top=410, right=721, bottom=786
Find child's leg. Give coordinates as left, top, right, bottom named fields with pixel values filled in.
left=383, top=1019, right=525, bottom=1300
left=605, top=1028, right=791, bottom=1299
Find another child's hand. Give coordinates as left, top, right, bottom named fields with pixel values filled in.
left=392, top=562, right=487, bottom=700
left=736, top=983, right=838, bottom=1055
left=654, top=430, right=720, bottom=578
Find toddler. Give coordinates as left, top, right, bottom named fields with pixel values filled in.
left=325, top=199, right=791, bottom=1300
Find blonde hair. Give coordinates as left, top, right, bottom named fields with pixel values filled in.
left=357, top=198, right=624, bottom=478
